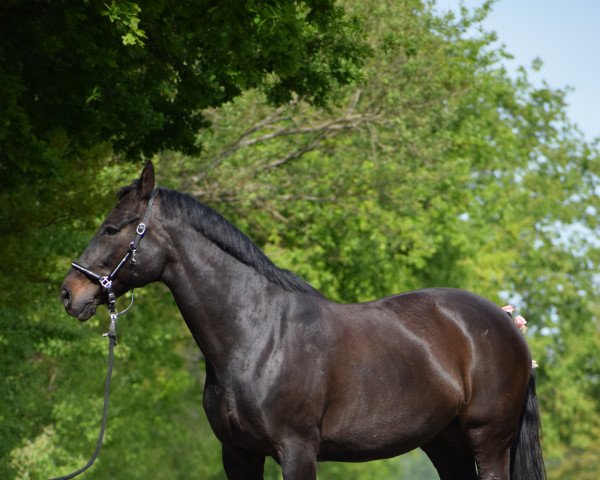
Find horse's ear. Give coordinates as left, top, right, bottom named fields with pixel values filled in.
left=137, top=160, right=155, bottom=198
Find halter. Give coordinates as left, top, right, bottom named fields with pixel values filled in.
left=71, top=190, right=158, bottom=343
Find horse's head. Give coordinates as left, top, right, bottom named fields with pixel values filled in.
left=61, top=161, right=166, bottom=321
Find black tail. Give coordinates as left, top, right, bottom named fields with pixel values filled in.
left=510, top=374, right=546, bottom=480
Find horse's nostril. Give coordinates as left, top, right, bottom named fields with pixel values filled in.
left=61, top=288, right=71, bottom=307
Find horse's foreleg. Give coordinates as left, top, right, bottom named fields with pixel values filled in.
left=276, top=439, right=318, bottom=480
left=222, top=444, right=265, bottom=480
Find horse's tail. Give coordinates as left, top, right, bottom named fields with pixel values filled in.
left=510, top=373, right=546, bottom=480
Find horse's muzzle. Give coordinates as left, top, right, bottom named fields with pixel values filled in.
left=61, top=274, right=100, bottom=321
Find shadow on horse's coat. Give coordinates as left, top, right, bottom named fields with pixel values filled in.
left=61, top=162, right=545, bottom=480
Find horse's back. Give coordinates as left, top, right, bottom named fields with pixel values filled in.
left=369, top=287, right=530, bottom=359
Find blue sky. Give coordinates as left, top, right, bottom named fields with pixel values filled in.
left=434, top=0, right=600, bottom=141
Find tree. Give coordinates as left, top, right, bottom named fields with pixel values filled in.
left=0, top=0, right=368, bottom=188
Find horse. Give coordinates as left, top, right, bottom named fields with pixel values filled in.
left=60, top=161, right=545, bottom=479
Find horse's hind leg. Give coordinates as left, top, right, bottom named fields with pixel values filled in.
left=459, top=387, right=525, bottom=479
left=421, top=419, right=478, bottom=480
left=463, top=423, right=512, bottom=480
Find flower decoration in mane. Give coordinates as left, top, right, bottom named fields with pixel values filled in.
left=501, top=304, right=527, bottom=333
left=502, top=304, right=538, bottom=369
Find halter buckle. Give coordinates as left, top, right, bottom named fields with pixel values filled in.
left=100, top=276, right=112, bottom=289
left=136, top=223, right=147, bottom=235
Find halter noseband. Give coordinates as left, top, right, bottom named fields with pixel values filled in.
left=71, top=190, right=158, bottom=342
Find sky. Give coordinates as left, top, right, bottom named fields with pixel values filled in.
left=434, top=0, right=600, bottom=142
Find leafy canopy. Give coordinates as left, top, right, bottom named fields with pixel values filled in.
left=0, top=0, right=367, bottom=188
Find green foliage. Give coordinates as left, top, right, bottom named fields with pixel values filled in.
left=0, top=0, right=368, bottom=189
left=104, top=1, right=148, bottom=46
left=1, top=0, right=599, bottom=479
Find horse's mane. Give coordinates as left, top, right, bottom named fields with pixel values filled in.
left=118, top=183, right=315, bottom=294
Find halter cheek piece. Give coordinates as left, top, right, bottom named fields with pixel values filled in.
left=71, top=190, right=158, bottom=343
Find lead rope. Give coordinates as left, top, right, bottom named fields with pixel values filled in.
left=49, top=334, right=115, bottom=480
left=49, top=291, right=135, bottom=480
left=50, top=287, right=134, bottom=480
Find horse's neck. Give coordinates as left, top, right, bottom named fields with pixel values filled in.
left=161, top=227, right=289, bottom=377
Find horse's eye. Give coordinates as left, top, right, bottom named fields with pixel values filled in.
left=104, top=225, right=120, bottom=236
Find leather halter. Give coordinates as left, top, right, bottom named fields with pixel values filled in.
left=71, top=190, right=158, bottom=341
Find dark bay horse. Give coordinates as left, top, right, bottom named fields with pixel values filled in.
left=60, top=162, right=545, bottom=479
